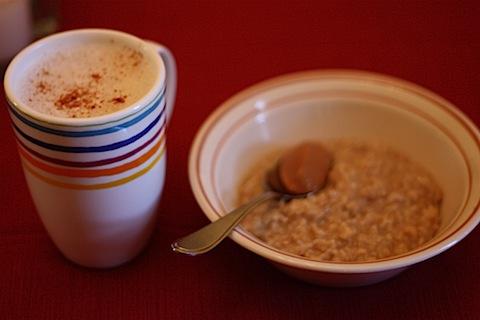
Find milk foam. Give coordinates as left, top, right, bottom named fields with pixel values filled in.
left=19, top=39, right=157, bottom=118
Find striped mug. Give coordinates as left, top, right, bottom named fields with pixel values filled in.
left=4, top=29, right=176, bottom=268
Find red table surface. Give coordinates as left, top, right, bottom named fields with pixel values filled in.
left=1, top=1, right=479, bottom=319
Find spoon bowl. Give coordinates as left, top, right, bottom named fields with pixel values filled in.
left=186, top=70, right=480, bottom=286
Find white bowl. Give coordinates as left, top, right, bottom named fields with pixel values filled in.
left=188, top=70, right=480, bottom=286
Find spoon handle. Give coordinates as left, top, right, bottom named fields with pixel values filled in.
left=171, top=191, right=278, bottom=255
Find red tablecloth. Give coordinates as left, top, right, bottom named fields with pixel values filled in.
left=1, top=1, right=479, bottom=319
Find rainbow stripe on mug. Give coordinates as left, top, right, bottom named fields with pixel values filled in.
left=7, top=87, right=166, bottom=191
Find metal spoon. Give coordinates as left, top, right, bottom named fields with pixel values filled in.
left=171, top=142, right=332, bottom=255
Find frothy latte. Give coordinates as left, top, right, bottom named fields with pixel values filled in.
left=18, top=38, right=157, bottom=118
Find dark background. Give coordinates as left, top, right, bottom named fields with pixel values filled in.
left=1, top=1, right=479, bottom=319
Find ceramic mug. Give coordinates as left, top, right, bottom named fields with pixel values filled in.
left=3, top=29, right=177, bottom=268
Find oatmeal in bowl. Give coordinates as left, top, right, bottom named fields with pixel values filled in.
left=189, top=70, right=480, bottom=286
left=239, top=140, right=442, bottom=263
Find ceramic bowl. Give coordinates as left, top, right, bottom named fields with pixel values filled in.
left=188, top=70, right=480, bottom=286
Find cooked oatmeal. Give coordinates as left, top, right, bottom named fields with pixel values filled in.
left=239, top=140, right=442, bottom=262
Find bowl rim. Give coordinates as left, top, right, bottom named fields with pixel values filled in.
left=188, top=69, right=480, bottom=273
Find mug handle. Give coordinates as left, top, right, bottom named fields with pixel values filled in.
left=146, top=41, right=177, bottom=124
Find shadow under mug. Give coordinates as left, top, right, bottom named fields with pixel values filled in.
left=3, top=29, right=177, bottom=268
